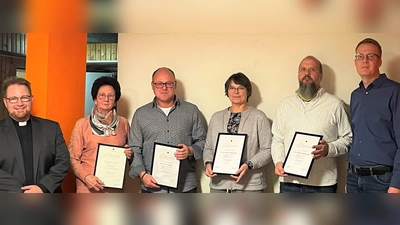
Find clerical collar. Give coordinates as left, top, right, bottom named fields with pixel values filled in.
left=10, top=116, right=31, bottom=127
left=296, top=87, right=321, bottom=102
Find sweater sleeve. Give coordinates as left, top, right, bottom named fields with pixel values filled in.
left=249, top=111, right=272, bottom=169
left=326, top=101, right=352, bottom=158
left=271, top=104, right=286, bottom=165
left=68, top=118, right=91, bottom=181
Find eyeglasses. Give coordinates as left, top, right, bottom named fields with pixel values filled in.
left=152, top=81, right=175, bottom=89
left=228, top=86, right=247, bottom=92
left=5, top=95, right=32, bottom=104
left=97, top=93, right=116, bottom=100
left=355, top=53, right=380, bottom=61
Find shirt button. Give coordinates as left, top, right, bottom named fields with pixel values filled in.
left=358, top=154, right=360, bottom=156
left=359, top=141, right=362, bottom=143
left=366, top=92, right=368, bottom=94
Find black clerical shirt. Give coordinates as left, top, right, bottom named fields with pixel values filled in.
left=11, top=118, right=34, bottom=186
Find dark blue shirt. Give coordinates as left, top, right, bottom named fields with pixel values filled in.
left=349, top=74, right=400, bottom=188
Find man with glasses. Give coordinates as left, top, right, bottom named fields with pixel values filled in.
left=271, top=56, right=352, bottom=193
left=0, top=76, right=69, bottom=193
left=347, top=38, right=400, bottom=193
left=129, top=67, right=206, bottom=193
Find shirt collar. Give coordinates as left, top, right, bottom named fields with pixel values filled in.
left=151, top=95, right=180, bottom=108
left=314, top=87, right=325, bottom=99
left=358, top=73, right=387, bottom=90
left=10, top=115, right=31, bottom=127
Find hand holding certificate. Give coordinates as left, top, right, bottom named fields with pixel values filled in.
left=94, top=143, right=127, bottom=189
left=212, top=133, right=247, bottom=175
left=151, top=143, right=181, bottom=188
left=283, top=132, right=323, bottom=179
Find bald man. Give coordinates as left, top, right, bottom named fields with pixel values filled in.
left=271, top=56, right=352, bottom=193
left=128, top=67, right=206, bottom=193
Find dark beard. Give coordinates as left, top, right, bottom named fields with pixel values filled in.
left=298, top=79, right=318, bottom=100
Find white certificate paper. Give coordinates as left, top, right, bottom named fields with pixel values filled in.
left=283, top=132, right=323, bottom=179
left=151, top=143, right=181, bottom=188
left=212, top=133, right=247, bottom=175
left=94, top=143, right=127, bottom=189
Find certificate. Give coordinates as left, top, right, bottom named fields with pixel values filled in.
left=94, top=143, right=127, bottom=189
left=151, top=142, right=181, bottom=188
left=283, top=132, right=323, bottom=179
left=212, top=133, right=247, bottom=175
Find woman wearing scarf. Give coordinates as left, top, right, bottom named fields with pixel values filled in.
left=203, top=72, right=272, bottom=193
left=69, top=76, right=131, bottom=193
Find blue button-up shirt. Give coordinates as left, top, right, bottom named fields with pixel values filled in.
left=349, top=74, right=400, bottom=188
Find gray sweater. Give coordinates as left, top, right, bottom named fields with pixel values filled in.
left=203, top=106, right=272, bottom=191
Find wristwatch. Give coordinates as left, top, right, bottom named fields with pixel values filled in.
left=245, top=161, right=253, bottom=170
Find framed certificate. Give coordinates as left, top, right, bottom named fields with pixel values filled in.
left=151, top=142, right=181, bottom=188
left=283, top=132, right=323, bottom=179
left=94, top=143, right=127, bottom=189
left=212, top=133, right=247, bottom=175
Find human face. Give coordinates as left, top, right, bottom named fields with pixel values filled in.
left=3, top=84, right=33, bottom=122
left=227, top=81, right=248, bottom=105
left=94, top=85, right=116, bottom=114
left=355, top=43, right=382, bottom=79
left=151, top=69, right=176, bottom=107
left=298, top=57, right=322, bottom=88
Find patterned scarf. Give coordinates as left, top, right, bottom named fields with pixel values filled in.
left=90, top=107, right=119, bottom=136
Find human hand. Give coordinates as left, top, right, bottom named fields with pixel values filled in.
left=230, top=163, right=249, bottom=183
left=205, top=163, right=217, bottom=178
left=174, top=144, right=193, bottom=160
left=124, top=144, right=133, bottom=159
left=388, top=187, right=400, bottom=193
left=84, top=174, right=104, bottom=191
left=21, top=185, right=43, bottom=193
left=275, top=162, right=288, bottom=177
left=312, top=140, right=329, bottom=159
left=141, top=173, right=160, bottom=189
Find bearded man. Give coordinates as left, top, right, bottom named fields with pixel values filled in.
left=271, top=56, right=352, bottom=193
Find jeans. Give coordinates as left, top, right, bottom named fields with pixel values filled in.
left=279, top=182, right=337, bottom=193
left=346, top=168, right=391, bottom=193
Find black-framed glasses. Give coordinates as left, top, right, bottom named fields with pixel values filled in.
left=97, top=93, right=116, bottom=100
left=355, top=53, right=380, bottom=61
left=5, top=95, right=32, bottom=104
left=228, top=86, right=247, bottom=92
left=152, top=81, right=175, bottom=89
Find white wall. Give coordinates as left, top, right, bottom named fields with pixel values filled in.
left=116, top=2, right=400, bottom=193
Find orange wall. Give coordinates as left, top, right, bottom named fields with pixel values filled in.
left=25, top=33, right=87, bottom=143
left=25, top=33, right=87, bottom=192
left=24, top=0, right=88, bottom=193
left=24, top=0, right=86, bottom=32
